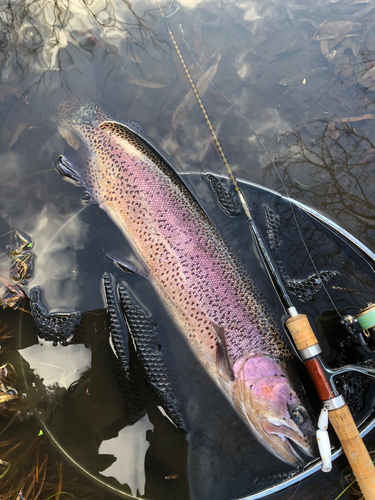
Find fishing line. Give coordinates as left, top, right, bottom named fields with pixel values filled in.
left=156, top=0, right=296, bottom=312
left=156, top=0, right=341, bottom=317
left=288, top=479, right=302, bottom=500
left=156, top=0, right=241, bottom=196
left=39, top=205, right=88, bottom=259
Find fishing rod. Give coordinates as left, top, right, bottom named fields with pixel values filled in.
left=155, top=1, right=375, bottom=497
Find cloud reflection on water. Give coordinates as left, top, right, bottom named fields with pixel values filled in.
left=19, top=341, right=91, bottom=388
left=1, top=0, right=375, bottom=499
left=28, top=203, right=88, bottom=310
left=99, top=414, right=154, bottom=497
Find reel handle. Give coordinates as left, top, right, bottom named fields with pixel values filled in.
left=286, top=314, right=375, bottom=500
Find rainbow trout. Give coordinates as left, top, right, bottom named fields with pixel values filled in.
left=56, top=48, right=315, bottom=465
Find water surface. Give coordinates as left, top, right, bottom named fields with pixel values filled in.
left=1, top=0, right=375, bottom=499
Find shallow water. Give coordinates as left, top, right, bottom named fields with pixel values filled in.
left=1, top=0, right=375, bottom=499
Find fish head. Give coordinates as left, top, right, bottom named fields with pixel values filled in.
left=232, top=355, right=316, bottom=466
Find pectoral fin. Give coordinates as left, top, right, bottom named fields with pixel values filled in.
left=211, top=322, right=234, bottom=382
left=106, top=252, right=149, bottom=278
left=58, top=126, right=82, bottom=150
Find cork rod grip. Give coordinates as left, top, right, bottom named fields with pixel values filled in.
left=329, top=404, right=375, bottom=498
left=285, top=313, right=318, bottom=351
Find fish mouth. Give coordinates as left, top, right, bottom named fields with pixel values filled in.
left=234, top=389, right=316, bottom=466
left=56, top=155, right=82, bottom=185
left=232, top=356, right=316, bottom=466
left=262, top=419, right=314, bottom=465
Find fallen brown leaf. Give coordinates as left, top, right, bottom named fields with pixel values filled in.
left=165, top=474, right=179, bottom=480
left=336, top=114, right=375, bottom=122
left=0, top=85, right=18, bottom=102
left=127, top=77, right=168, bottom=88
left=9, top=122, right=27, bottom=150
left=172, top=53, right=221, bottom=129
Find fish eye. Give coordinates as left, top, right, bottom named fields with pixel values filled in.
left=291, top=405, right=308, bottom=425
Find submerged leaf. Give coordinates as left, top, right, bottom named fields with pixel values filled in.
left=165, top=473, right=179, bottom=480
left=125, top=52, right=142, bottom=64
left=0, top=85, right=18, bottom=102
left=9, top=121, right=27, bottom=149
left=320, top=40, right=336, bottom=61
left=172, top=54, right=221, bottom=130
left=359, top=66, right=375, bottom=81
left=127, top=77, right=168, bottom=88
left=313, top=21, right=361, bottom=41
left=336, top=114, right=375, bottom=122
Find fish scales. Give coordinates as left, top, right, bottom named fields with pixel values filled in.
left=57, top=91, right=315, bottom=465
